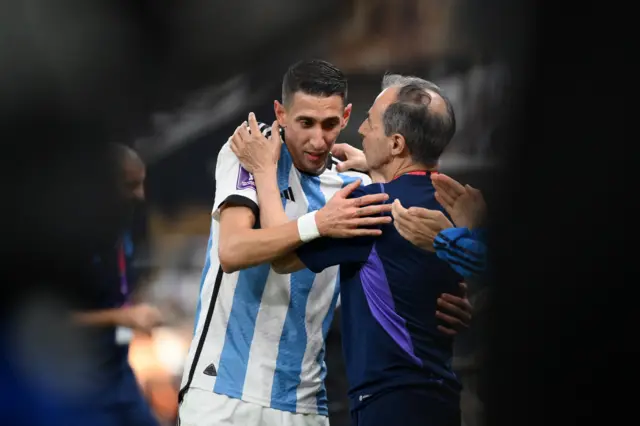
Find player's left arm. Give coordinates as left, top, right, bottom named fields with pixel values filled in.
left=331, top=143, right=386, bottom=183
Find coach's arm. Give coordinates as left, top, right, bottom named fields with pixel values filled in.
left=271, top=253, right=306, bottom=275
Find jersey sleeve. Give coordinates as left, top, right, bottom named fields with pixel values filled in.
left=211, top=141, right=259, bottom=221
left=296, top=183, right=385, bottom=273
left=433, top=227, right=487, bottom=278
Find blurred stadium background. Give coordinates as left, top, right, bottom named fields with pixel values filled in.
left=1, top=0, right=524, bottom=425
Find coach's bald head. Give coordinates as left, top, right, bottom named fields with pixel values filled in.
left=357, top=74, right=456, bottom=181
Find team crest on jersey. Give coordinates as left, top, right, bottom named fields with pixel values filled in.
left=236, top=165, right=256, bottom=190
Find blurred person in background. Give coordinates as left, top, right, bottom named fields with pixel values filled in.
left=231, top=74, right=468, bottom=426
left=178, top=59, right=394, bottom=426
left=71, top=144, right=162, bottom=426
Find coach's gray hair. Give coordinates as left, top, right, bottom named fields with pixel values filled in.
left=380, top=73, right=456, bottom=166
left=381, top=73, right=441, bottom=92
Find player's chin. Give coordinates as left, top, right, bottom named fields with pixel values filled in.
left=302, top=164, right=327, bottom=176
left=301, top=156, right=328, bottom=175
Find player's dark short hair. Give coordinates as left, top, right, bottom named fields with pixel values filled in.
left=282, top=59, right=348, bottom=107
left=381, top=74, right=456, bottom=167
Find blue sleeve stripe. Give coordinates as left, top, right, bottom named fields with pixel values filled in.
left=433, top=239, right=485, bottom=267
left=434, top=243, right=485, bottom=271
left=435, top=232, right=484, bottom=260
left=434, top=227, right=488, bottom=278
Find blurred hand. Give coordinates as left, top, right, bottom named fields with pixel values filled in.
left=436, top=282, right=473, bottom=336
left=391, top=199, right=453, bottom=251
left=316, top=179, right=392, bottom=238
left=120, top=304, right=164, bottom=335
left=331, top=143, right=369, bottom=172
left=230, top=112, right=281, bottom=174
left=431, top=173, right=487, bottom=229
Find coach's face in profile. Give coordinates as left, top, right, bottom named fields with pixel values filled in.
left=358, top=87, right=399, bottom=170
left=274, top=92, right=352, bottom=175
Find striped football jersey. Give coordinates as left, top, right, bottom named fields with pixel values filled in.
left=180, top=122, right=370, bottom=415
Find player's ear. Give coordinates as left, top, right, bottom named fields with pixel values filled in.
left=341, top=103, right=353, bottom=129
left=390, top=133, right=406, bottom=157
left=274, top=100, right=287, bottom=128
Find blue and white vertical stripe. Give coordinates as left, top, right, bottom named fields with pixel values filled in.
left=182, top=125, right=371, bottom=415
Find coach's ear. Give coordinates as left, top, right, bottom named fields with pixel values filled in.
left=390, top=133, right=406, bottom=157
left=341, top=103, right=353, bottom=129
left=274, top=100, right=287, bottom=128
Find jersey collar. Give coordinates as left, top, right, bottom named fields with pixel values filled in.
left=391, top=170, right=436, bottom=181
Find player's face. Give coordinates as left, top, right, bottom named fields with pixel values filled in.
left=275, top=92, right=352, bottom=175
left=358, top=87, right=398, bottom=170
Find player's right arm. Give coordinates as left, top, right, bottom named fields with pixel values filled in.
left=218, top=206, right=302, bottom=273
left=215, top=140, right=392, bottom=274
left=214, top=141, right=304, bottom=273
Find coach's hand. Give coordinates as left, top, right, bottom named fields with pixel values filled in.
left=392, top=199, right=453, bottom=252
left=431, top=174, right=486, bottom=230
left=230, top=112, right=281, bottom=174
left=331, top=143, right=369, bottom=172
left=436, top=282, right=473, bottom=336
left=315, top=179, right=392, bottom=238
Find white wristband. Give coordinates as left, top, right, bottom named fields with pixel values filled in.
left=297, top=211, right=321, bottom=242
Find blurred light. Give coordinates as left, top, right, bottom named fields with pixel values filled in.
left=151, top=327, right=189, bottom=376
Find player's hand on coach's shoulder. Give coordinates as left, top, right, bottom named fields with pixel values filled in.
left=391, top=199, right=453, bottom=252
left=436, top=282, right=473, bottom=336
left=315, top=179, right=392, bottom=238
left=331, top=143, right=386, bottom=184
left=230, top=112, right=281, bottom=174
left=331, top=143, right=369, bottom=172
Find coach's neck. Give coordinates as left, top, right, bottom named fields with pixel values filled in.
left=379, top=156, right=436, bottom=182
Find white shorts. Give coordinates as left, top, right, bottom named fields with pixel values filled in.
left=178, top=388, right=330, bottom=426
